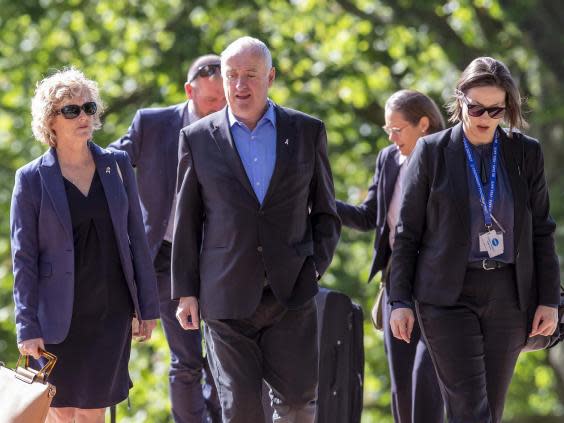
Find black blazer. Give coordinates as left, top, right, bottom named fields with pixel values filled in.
left=171, top=105, right=341, bottom=320
left=337, top=144, right=401, bottom=287
left=390, top=123, right=560, bottom=311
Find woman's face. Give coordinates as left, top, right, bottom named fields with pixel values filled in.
left=460, top=85, right=506, bottom=144
left=384, top=109, right=428, bottom=156
left=50, top=93, right=95, bottom=147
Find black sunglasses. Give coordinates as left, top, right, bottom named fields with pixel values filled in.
left=459, top=93, right=505, bottom=119
left=57, top=101, right=97, bottom=119
left=189, top=64, right=221, bottom=83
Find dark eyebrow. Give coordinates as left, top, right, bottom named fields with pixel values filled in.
left=467, top=97, right=505, bottom=108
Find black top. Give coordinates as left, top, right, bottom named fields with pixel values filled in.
left=64, top=171, right=132, bottom=319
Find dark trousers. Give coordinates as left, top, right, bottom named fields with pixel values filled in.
left=155, top=242, right=221, bottom=423
left=416, top=266, right=527, bottom=423
left=204, top=287, right=318, bottom=423
left=382, top=288, right=444, bottom=423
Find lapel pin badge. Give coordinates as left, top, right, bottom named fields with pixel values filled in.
left=106, top=166, right=111, bottom=174
left=284, top=138, right=289, bottom=145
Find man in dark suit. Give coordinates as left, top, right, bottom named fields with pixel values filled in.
left=109, top=54, right=225, bottom=423
left=172, top=36, right=340, bottom=423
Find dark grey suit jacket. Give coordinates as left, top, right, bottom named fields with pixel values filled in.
left=390, top=122, right=560, bottom=311
left=171, top=105, right=341, bottom=319
left=108, top=102, right=188, bottom=260
left=337, top=144, right=401, bottom=287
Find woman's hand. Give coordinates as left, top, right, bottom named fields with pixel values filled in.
left=132, top=318, right=157, bottom=342
left=390, top=307, right=415, bottom=343
left=530, top=305, right=559, bottom=337
left=18, top=338, right=45, bottom=359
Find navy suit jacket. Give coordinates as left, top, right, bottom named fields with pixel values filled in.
left=108, top=102, right=188, bottom=259
left=337, top=144, right=401, bottom=287
left=171, top=105, right=341, bottom=319
left=10, top=143, right=159, bottom=344
left=390, top=123, right=560, bottom=310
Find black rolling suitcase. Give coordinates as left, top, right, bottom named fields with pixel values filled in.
left=262, top=288, right=364, bottom=423
left=315, top=288, right=364, bottom=423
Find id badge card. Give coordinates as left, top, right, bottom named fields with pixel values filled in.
left=479, top=230, right=504, bottom=258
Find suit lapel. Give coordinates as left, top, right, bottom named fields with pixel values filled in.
left=499, top=130, right=527, bottom=251
left=445, top=123, right=470, bottom=241
left=38, top=148, right=73, bottom=238
left=383, top=148, right=401, bottom=212
left=262, top=105, right=296, bottom=206
left=211, top=109, right=260, bottom=204
left=165, top=102, right=186, bottom=196
left=90, top=143, right=124, bottom=233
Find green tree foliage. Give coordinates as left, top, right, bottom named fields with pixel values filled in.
left=0, top=1, right=562, bottom=421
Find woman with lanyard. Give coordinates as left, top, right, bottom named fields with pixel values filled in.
left=388, top=57, right=560, bottom=423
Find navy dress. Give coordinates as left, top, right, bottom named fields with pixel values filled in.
left=45, top=171, right=134, bottom=408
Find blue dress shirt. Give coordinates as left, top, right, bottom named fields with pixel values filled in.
left=228, top=101, right=277, bottom=204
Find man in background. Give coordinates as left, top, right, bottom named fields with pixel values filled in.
left=109, top=54, right=225, bottom=423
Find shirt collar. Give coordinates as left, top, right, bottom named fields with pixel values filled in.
left=398, top=153, right=408, bottom=166
left=228, top=99, right=276, bottom=130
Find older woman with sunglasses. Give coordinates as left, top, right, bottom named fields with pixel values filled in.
left=11, top=68, right=159, bottom=423
left=389, top=57, right=560, bottom=423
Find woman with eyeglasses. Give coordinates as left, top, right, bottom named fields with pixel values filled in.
left=10, top=68, right=159, bottom=423
left=337, top=89, right=445, bottom=423
left=389, top=57, right=560, bottom=423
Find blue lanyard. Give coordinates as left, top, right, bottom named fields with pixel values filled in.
left=462, top=132, right=499, bottom=229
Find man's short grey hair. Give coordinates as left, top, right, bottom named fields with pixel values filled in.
left=221, top=36, right=272, bottom=71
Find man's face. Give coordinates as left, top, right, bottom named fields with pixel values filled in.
left=222, top=49, right=275, bottom=130
left=185, top=69, right=226, bottom=118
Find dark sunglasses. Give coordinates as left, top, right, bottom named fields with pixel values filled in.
left=189, top=64, right=221, bottom=83
left=459, top=93, right=505, bottom=119
left=57, top=101, right=97, bottom=119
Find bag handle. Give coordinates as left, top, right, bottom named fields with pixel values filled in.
left=15, top=348, right=57, bottom=384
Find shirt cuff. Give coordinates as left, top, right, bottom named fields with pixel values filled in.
left=391, top=300, right=414, bottom=311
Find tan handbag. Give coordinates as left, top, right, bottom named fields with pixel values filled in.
left=0, top=349, right=57, bottom=423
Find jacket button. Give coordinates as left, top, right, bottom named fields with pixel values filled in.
left=257, top=246, right=263, bottom=253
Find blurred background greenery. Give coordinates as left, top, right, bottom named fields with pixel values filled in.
left=1, top=0, right=563, bottom=421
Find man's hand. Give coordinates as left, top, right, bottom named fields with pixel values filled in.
left=390, top=307, right=415, bottom=344
left=176, top=296, right=200, bottom=330
left=530, top=305, right=558, bottom=337
left=18, top=338, right=45, bottom=359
